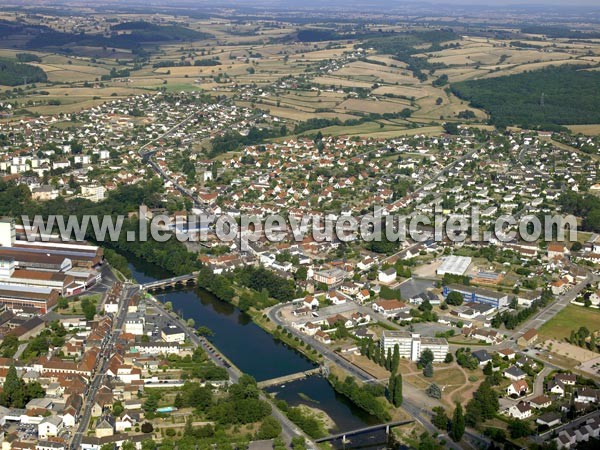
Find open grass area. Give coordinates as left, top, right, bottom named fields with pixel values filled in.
left=539, top=304, right=600, bottom=341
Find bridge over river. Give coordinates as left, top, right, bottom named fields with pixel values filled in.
left=140, top=272, right=198, bottom=291
left=315, top=420, right=414, bottom=443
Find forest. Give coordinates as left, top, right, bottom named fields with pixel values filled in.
left=0, top=58, right=47, bottom=86
left=451, top=66, right=600, bottom=128
left=558, top=191, right=600, bottom=233
left=25, top=22, right=212, bottom=50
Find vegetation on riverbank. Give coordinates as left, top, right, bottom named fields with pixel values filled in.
left=327, top=375, right=391, bottom=421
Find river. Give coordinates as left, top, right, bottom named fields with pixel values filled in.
left=128, top=256, right=402, bottom=449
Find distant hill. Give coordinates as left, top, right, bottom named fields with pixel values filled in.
left=8, top=20, right=213, bottom=51
left=451, top=65, right=600, bottom=129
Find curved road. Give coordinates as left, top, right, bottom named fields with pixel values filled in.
left=266, top=303, right=488, bottom=450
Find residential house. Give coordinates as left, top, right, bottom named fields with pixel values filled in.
left=302, top=296, right=319, bottom=310
left=507, top=380, right=529, bottom=397
left=372, top=299, right=406, bottom=318
left=517, top=328, right=538, bottom=347
left=536, top=411, right=562, bottom=428
left=472, top=349, right=492, bottom=366
left=378, top=268, right=397, bottom=284
left=529, top=395, right=552, bottom=409
left=38, top=416, right=63, bottom=440
left=504, top=366, right=527, bottom=381
left=507, top=401, right=532, bottom=420
left=314, top=330, right=331, bottom=345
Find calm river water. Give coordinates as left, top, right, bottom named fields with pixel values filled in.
left=128, top=256, right=403, bottom=449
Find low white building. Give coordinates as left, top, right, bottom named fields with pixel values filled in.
left=38, top=416, right=63, bottom=439
left=161, top=325, right=186, bottom=343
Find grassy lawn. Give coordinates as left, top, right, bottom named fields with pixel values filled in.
left=539, top=304, right=600, bottom=341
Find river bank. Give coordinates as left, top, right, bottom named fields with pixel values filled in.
left=125, top=256, right=398, bottom=449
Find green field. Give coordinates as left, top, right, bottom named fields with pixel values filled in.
left=539, top=304, right=600, bottom=341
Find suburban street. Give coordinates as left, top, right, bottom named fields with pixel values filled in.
left=70, top=282, right=134, bottom=450
left=266, top=303, right=488, bottom=450
left=508, top=270, right=596, bottom=340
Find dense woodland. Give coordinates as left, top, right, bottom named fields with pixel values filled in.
left=559, top=191, right=600, bottom=233
left=24, top=21, right=211, bottom=51
left=0, top=58, right=47, bottom=86
left=451, top=66, right=600, bottom=129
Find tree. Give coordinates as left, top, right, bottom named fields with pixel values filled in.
left=508, top=419, right=532, bottom=438
left=483, top=361, right=493, bottom=376
left=121, top=442, right=136, bottom=450
left=450, top=403, right=465, bottom=442
left=388, top=373, right=403, bottom=407
left=141, top=440, right=156, bottom=450
left=423, top=362, right=434, bottom=378
left=446, top=291, right=464, bottom=306
left=426, top=383, right=442, bottom=399
left=418, top=348, right=434, bottom=368
left=444, top=353, right=454, bottom=363
left=197, top=326, right=214, bottom=337
left=100, top=444, right=114, bottom=450
left=257, top=416, right=282, bottom=439
left=112, top=400, right=124, bottom=416
left=432, top=406, right=449, bottom=430
left=0, top=365, right=23, bottom=408
left=141, top=422, right=154, bottom=433
left=465, top=381, right=499, bottom=426
left=391, top=344, right=400, bottom=374
left=164, top=301, right=173, bottom=312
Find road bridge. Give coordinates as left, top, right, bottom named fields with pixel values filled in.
left=315, top=420, right=414, bottom=443
left=257, top=367, right=322, bottom=389
left=140, top=272, right=198, bottom=291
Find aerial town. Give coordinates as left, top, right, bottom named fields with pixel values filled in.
left=0, top=1, right=599, bottom=450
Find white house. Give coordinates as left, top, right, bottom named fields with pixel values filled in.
left=507, top=380, right=529, bottom=397
left=115, top=413, right=136, bottom=432
left=504, top=366, right=527, bottom=381
left=372, top=299, right=406, bottom=318
left=357, top=289, right=370, bottom=303
left=161, top=325, right=186, bottom=343
left=303, top=296, right=319, bottom=309
left=326, top=290, right=347, bottom=305
left=507, top=401, right=532, bottom=420
left=378, top=268, right=397, bottom=284
left=38, top=416, right=63, bottom=439
left=104, top=299, right=119, bottom=314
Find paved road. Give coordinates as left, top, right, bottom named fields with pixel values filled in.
left=70, top=282, right=133, bottom=449
left=145, top=292, right=315, bottom=448
left=267, top=304, right=488, bottom=450
left=507, top=271, right=596, bottom=341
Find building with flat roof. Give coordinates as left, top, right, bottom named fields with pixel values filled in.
left=436, top=255, right=472, bottom=276
left=443, top=284, right=509, bottom=308
left=380, top=330, right=448, bottom=362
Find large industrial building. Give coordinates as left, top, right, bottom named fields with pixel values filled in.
left=442, top=284, right=510, bottom=309
left=380, top=330, right=449, bottom=362
left=0, top=218, right=104, bottom=313
left=436, top=255, right=472, bottom=276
